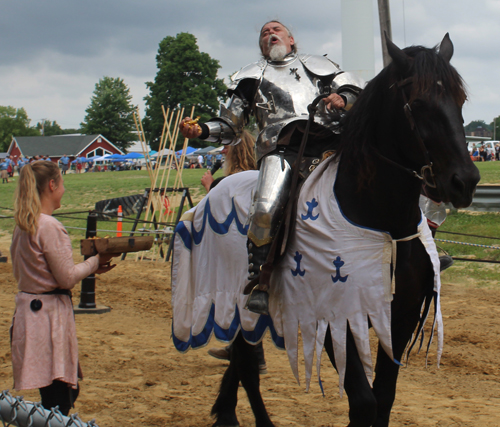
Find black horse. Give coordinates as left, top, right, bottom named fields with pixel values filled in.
left=205, top=35, right=480, bottom=427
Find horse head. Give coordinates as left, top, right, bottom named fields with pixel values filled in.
left=385, top=34, right=480, bottom=208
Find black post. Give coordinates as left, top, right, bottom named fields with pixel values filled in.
left=165, top=189, right=188, bottom=261
left=121, top=189, right=149, bottom=261
left=79, top=212, right=98, bottom=309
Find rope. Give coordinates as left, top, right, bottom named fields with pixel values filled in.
left=63, top=226, right=173, bottom=234
left=0, top=213, right=176, bottom=229
left=437, top=230, right=500, bottom=241
left=434, top=238, right=500, bottom=250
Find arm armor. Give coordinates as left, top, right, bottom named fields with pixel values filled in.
left=205, top=96, right=247, bottom=146
left=333, top=71, right=365, bottom=110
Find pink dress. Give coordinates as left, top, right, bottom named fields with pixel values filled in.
left=10, top=214, right=99, bottom=390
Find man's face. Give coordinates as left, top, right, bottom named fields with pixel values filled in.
left=260, top=22, right=294, bottom=59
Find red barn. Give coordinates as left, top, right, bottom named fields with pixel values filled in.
left=7, top=134, right=124, bottom=164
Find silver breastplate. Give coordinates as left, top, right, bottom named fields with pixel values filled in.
left=254, top=57, right=332, bottom=130
left=252, top=56, right=339, bottom=159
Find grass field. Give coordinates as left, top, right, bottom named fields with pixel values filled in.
left=0, top=168, right=209, bottom=244
left=1, top=162, right=499, bottom=286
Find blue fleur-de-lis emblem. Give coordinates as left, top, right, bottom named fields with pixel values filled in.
left=301, top=198, right=319, bottom=221
left=291, top=251, right=306, bottom=277
left=331, top=256, right=348, bottom=283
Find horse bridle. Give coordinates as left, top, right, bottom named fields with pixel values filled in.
left=377, top=76, right=438, bottom=188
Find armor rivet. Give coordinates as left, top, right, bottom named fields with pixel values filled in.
left=249, top=263, right=254, bottom=269
left=249, top=272, right=255, bottom=277
left=248, top=243, right=253, bottom=249
left=309, top=165, right=316, bottom=172
left=312, top=159, right=320, bottom=165
left=248, top=253, right=253, bottom=260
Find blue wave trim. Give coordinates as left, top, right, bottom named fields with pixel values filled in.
left=172, top=303, right=285, bottom=352
left=174, top=222, right=193, bottom=250
left=174, top=197, right=249, bottom=251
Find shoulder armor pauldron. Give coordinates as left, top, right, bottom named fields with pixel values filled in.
left=229, top=59, right=267, bottom=91
left=299, top=54, right=341, bottom=77
left=333, top=71, right=366, bottom=92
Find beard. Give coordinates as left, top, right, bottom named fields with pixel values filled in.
left=267, top=34, right=288, bottom=61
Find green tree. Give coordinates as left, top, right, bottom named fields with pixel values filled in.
left=61, top=128, right=81, bottom=135
left=0, top=106, right=40, bottom=151
left=36, top=120, right=64, bottom=136
left=490, top=116, right=500, bottom=140
left=143, top=32, right=227, bottom=150
left=464, top=120, right=491, bottom=134
left=80, top=76, right=136, bottom=152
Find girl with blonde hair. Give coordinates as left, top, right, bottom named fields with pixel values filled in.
left=201, top=130, right=257, bottom=192
left=10, top=161, right=117, bottom=415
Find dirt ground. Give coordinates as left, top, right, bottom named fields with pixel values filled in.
left=1, top=242, right=500, bottom=426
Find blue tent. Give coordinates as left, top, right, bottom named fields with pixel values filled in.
left=86, top=155, right=102, bottom=162
left=71, top=157, right=87, bottom=164
left=176, top=146, right=197, bottom=155
left=108, top=153, right=125, bottom=160
left=123, top=152, right=145, bottom=160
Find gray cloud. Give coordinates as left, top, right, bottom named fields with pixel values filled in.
left=0, top=0, right=498, bottom=129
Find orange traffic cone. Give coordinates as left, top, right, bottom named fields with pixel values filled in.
left=117, top=205, right=123, bottom=237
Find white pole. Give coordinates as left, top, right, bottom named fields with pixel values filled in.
left=341, top=0, right=375, bottom=82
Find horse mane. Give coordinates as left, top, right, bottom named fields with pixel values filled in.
left=335, top=43, right=467, bottom=189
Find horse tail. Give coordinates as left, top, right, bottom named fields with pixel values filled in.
left=404, top=288, right=436, bottom=363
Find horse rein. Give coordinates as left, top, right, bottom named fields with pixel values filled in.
left=376, top=76, right=438, bottom=188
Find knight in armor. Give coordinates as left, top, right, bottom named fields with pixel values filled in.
left=180, top=21, right=364, bottom=314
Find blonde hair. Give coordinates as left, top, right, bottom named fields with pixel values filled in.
left=14, top=161, right=61, bottom=235
left=224, top=130, right=257, bottom=175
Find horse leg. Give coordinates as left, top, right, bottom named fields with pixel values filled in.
left=371, top=307, right=429, bottom=427
left=324, top=325, right=378, bottom=427
left=232, top=333, right=275, bottom=427
left=370, top=344, right=400, bottom=427
left=372, top=243, right=434, bottom=427
left=211, top=342, right=240, bottom=427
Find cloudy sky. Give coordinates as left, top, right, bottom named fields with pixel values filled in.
left=1, top=0, right=499, bottom=131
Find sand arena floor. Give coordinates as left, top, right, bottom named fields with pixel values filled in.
left=1, top=249, right=500, bottom=426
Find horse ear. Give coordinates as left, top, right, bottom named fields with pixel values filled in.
left=385, top=32, right=411, bottom=74
left=438, top=33, right=454, bottom=62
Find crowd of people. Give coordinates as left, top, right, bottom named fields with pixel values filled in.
left=470, top=142, right=500, bottom=162
left=0, top=154, right=148, bottom=182
left=185, top=151, right=223, bottom=169
left=1, top=155, right=53, bottom=183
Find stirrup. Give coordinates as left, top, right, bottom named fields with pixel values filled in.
left=245, top=289, right=269, bottom=315
left=439, top=255, right=454, bottom=272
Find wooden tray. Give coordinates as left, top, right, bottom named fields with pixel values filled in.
left=80, top=236, right=154, bottom=256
